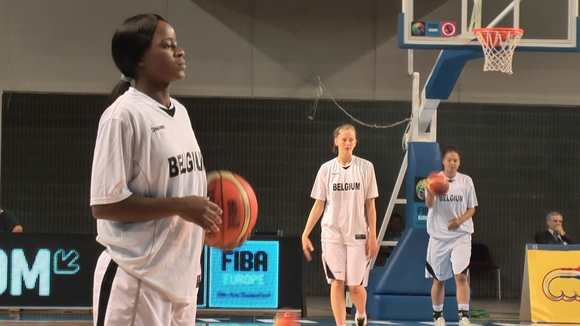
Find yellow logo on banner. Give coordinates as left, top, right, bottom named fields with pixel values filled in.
left=527, top=249, right=580, bottom=322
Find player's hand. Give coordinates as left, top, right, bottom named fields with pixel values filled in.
left=421, top=178, right=435, bottom=196
left=447, top=217, right=462, bottom=230
left=367, top=236, right=379, bottom=258
left=302, top=237, right=314, bottom=261
left=179, top=196, right=222, bottom=233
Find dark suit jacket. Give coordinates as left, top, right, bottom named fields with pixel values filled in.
left=535, top=230, right=574, bottom=245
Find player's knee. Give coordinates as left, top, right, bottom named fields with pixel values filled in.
left=454, top=273, right=468, bottom=284
left=331, top=279, right=345, bottom=289
left=433, top=279, right=445, bottom=288
left=348, top=285, right=364, bottom=295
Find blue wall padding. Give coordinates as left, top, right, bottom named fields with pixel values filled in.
left=405, top=142, right=443, bottom=219
left=369, top=228, right=431, bottom=295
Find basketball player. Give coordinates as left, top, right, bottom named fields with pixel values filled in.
left=90, top=14, right=242, bottom=326
left=302, top=124, right=379, bottom=326
left=425, top=144, right=478, bottom=326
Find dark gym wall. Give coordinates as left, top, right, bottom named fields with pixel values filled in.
left=2, top=91, right=579, bottom=298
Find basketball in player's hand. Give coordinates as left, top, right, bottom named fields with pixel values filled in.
left=205, top=170, right=258, bottom=250
left=428, top=172, right=449, bottom=194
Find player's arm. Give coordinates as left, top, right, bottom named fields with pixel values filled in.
left=459, top=207, right=476, bottom=224
left=365, top=197, right=379, bottom=258
left=447, top=207, right=476, bottom=230
left=92, top=194, right=222, bottom=232
left=302, top=199, right=325, bottom=261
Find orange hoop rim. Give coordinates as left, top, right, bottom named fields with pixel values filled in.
left=474, top=27, right=524, bottom=39
left=474, top=27, right=524, bottom=74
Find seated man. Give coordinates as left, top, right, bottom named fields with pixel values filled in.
left=0, top=206, right=22, bottom=232
left=535, top=211, right=573, bottom=245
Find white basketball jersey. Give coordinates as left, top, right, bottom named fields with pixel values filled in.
left=90, top=88, right=206, bottom=303
left=311, top=156, right=379, bottom=245
left=426, top=172, right=478, bottom=239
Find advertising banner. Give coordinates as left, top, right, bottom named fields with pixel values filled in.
left=521, top=244, right=580, bottom=322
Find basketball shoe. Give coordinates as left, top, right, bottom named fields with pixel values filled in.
left=434, top=317, right=446, bottom=326
left=459, top=317, right=471, bottom=326
left=356, top=315, right=367, bottom=326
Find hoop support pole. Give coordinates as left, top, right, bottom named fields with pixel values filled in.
left=488, top=0, right=522, bottom=28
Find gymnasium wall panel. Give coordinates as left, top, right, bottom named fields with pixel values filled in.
left=2, top=91, right=579, bottom=298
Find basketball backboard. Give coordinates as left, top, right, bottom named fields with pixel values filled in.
left=400, top=0, right=580, bottom=52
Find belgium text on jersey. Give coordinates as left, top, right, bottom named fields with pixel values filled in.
left=333, top=182, right=361, bottom=191
left=437, top=194, right=463, bottom=202
left=168, top=151, right=204, bottom=177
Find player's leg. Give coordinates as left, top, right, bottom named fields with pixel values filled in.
left=454, top=272, right=470, bottom=307
left=430, top=279, right=445, bottom=306
left=348, top=284, right=367, bottom=326
left=426, top=237, right=452, bottom=325
left=426, top=237, right=452, bottom=305
left=346, top=243, right=370, bottom=326
left=322, top=242, right=347, bottom=326
left=451, top=234, right=472, bottom=325
left=330, top=280, right=347, bottom=325
left=430, top=279, right=446, bottom=326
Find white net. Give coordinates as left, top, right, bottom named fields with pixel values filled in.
left=474, top=28, right=524, bottom=74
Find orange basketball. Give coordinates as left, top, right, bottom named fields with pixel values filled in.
left=428, top=172, right=449, bottom=194
left=273, top=310, right=299, bottom=326
left=205, top=170, right=258, bottom=249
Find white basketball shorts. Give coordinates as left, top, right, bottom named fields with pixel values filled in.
left=425, top=234, right=471, bottom=281
left=93, top=251, right=198, bottom=326
left=321, top=241, right=370, bottom=286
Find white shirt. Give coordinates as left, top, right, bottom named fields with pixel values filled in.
left=311, top=156, right=379, bottom=244
left=90, top=88, right=206, bottom=303
left=426, top=172, right=478, bottom=239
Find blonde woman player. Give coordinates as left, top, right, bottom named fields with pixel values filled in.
left=425, top=144, right=478, bottom=326
left=90, top=14, right=244, bottom=326
left=302, top=124, right=379, bottom=326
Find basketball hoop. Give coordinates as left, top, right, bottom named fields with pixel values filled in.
left=474, top=27, right=524, bottom=74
